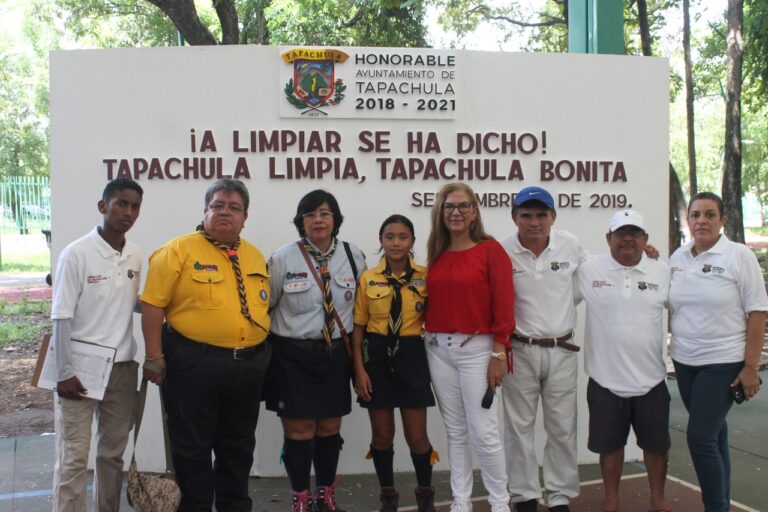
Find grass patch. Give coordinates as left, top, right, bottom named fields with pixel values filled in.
left=0, top=299, right=51, bottom=349
left=747, top=226, right=768, bottom=236
left=0, top=233, right=50, bottom=272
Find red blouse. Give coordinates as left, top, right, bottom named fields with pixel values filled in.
left=425, top=240, right=515, bottom=347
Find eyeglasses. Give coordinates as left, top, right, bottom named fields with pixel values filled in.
left=302, top=209, right=334, bottom=220
left=612, top=227, right=645, bottom=238
left=208, top=202, right=244, bottom=213
left=443, top=202, right=473, bottom=214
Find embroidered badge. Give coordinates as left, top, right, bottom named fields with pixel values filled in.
left=637, top=281, right=660, bottom=291
left=127, top=269, right=140, bottom=279
left=415, top=301, right=424, bottom=312
left=260, top=289, right=268, bottom=301
left=194, top=262, right=218, bottom=271
left=550, top=261, right=571, bottom=271
left=369, top=280, right=389, bottom=287
left=344, top=290, right=353, bottom=302
left=286, top=271, right=308, bottom=280
left=591, top=280, right=614, bottom=288
left=702, top=264, right=725, bottom=274
left=86, top=275, right=110, bottom=284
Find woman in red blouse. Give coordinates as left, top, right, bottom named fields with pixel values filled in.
left=425, top=183, right=515, bottom=512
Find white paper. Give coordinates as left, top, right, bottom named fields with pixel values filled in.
left=36, top=339, right=116, bottom=401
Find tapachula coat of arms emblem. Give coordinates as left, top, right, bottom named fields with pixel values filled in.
left=282, top=48, right=349, bottom=114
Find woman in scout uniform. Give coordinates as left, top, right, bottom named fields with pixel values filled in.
left=266, top=189, right=367, bottom=512
left=352, top=214, right=438, bottom=512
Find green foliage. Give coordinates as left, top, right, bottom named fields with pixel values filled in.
left=265, top=0, right=427, bottom=47
left=0, top=2, right=50, bottom=178
left=46, top=0, right=179, bottom=47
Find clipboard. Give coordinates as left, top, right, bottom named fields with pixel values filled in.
left=31, top=334, right=116, bottom=401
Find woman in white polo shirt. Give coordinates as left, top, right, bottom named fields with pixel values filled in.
left=669, top=191, right=768, bottom=512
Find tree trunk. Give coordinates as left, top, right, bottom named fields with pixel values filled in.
left=722, top=0, right=745, bottom=243
left=683, top=0, right=697, bottom=195
left=637, top=0, right=686, bottom=253
left=669, top=163, right=687, bottom=253
left=214, top=0, right=239, bottom=44
left=146, top=0, right=218, bottom=45
left=637, top=0, right=653, bottom=56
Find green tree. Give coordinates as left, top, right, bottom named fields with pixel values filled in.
left=0, top=3, right=51, bottom=178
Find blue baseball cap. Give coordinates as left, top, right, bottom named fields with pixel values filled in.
left=513, top=186, right=555, bottom=209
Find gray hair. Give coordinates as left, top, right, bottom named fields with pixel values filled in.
left=204, top=179, right=250, bottom=212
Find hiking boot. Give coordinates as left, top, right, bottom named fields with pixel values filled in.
left=379, top=487, right=399, bottom=512
left=314, top=484, right=345, bottom=512
left=414, top=486, right=436, bottom=512
left=291, top=490, right=313, bottom=512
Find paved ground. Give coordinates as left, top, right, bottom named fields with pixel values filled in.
left=0, top=375, right=765, bottom=512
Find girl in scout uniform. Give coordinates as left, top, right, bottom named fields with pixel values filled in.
left=352, top=214, right=438, bottom=512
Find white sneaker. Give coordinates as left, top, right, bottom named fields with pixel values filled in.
left=490, top=504, right=511, bottom=512
left=449, top=501, right=472, bottom=512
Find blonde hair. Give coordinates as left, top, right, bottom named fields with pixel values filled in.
left=426, top=183, right=493, bottom=266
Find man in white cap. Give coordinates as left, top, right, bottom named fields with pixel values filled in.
left=501, top=186, right=587, bottom=512
left=574, top=209, right=671, bottom=512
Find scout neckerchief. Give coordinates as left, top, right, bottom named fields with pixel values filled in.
left=383, top=259, right=416, bottom=362
left=196, top=224, right=267, bottom=333
left=301, top=237, right=338, bottom=347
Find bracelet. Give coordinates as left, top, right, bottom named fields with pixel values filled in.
left=744, top=363, right=760, bottom=371
left=145, top=354, right=164, bottom=361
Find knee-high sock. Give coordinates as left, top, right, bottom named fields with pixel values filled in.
left=411, top=447, right=434, bottom=487
left=313, top=434, right=342, bottom=488
left=283, top=437, right=312, bottom=492
left=370, top=445, right=395, bottom=488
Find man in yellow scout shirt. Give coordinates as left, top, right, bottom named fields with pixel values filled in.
left=141, top=179, right=271, bottom=511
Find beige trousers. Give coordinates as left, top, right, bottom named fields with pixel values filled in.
left=53, top=361, right=138, bottom=512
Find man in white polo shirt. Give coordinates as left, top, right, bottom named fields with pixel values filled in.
left=575, top=209, right=671, bottom=512
left=51, top=178, right=143, bottom=512
left=501, top=187, right=588, bottom=512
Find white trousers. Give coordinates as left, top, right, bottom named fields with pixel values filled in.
left=501, top=343, right=579, bottom=507
left=426, top=333, right=509, bottom=509
left=53, top=361, right=138, bottom=512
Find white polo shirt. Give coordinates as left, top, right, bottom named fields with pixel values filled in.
left=669, top=235, right=768, bottom=366
left=51, top=227, right=143, bottom=363
left=501, top=229, right=589, bottom=338
left=575, top=252, right=669, bottom=397
left=268, top=239, right=367, bottom=339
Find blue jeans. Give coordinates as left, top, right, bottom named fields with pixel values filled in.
left=673, top=360, right=743, bottom=512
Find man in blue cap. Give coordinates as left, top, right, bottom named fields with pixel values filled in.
left=500, top=186, right=587, bottom=512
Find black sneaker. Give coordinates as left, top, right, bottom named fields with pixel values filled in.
left=548, top=506, right=571, bottom=512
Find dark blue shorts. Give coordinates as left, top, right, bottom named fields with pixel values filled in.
left=587, top=378, right=671, bottom=454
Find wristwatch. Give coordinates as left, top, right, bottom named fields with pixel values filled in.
left=491, top=352, right=507, bottom=361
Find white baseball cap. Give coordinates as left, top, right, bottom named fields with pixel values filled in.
left=609, top=209, right=646, bottom=232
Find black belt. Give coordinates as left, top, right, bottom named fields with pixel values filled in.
left=270, top=334, right=344, bottom=352
left=511, top=332, right=580, bottom=352
left=365, top=333, right=423, bottom=343
left=165, top=324, right=266, bottom=360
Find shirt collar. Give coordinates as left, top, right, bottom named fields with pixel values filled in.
left=682, top=234, right=728, bottom=257
left=305, top=237, right=336, bottom=256
left=602, top=251, right=649, bottom=273
left=90, top=226, right=131, bottom=259
left=511, top=229, right=557, bottom=255
left=372, top=256, right=425, bottom=276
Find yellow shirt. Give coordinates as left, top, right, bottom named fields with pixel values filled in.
left=141, top=232, right=270, bottom=347
left=353, top=257, right=427, bottom=337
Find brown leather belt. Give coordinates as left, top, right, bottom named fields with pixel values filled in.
left=511, top=332, right=580, bottom=352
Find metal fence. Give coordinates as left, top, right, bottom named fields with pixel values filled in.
left=0, top=176, right=51, bottom=235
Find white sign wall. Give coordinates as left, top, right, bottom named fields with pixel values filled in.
left=50, top=46, right=669, bottom=476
